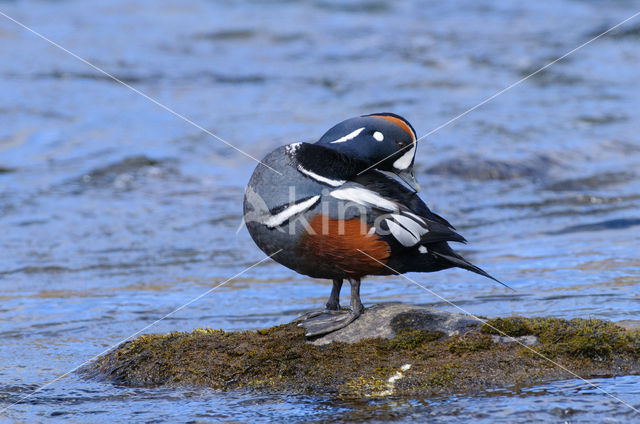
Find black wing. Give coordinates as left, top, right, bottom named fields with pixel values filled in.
left=351, top=171, right=465, bottom=246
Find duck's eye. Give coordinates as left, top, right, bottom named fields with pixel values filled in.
left=373, top=131, right=384, bottom=142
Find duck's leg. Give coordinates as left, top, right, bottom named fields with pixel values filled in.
left=294, top=278, right=344, bottom=323
left=348, top=277, right=364, bottom=316
left=297, top=277, right=364, bottom=337
left=325, top=278, right=343, bottom=310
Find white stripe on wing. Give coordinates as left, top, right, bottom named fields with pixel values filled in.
left=264, top=195, right=320, bottom=228
left=297, top=165, right=345, bottom=187
left=329, top=187, right=398, bottom=212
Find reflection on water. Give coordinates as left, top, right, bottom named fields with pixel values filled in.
left=1, top=0, right=639, bottom=422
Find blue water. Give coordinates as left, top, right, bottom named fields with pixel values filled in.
left=1, top=0, right=640, bottom=422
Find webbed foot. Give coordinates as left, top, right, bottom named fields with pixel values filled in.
left=296, top=277, right=364, bottom=337
left=297, top=309, right=361, bottom=337
left=292, top=309, right=345, bottom=323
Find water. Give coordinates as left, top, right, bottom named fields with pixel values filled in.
left=1, top=0, right=639, bottom=422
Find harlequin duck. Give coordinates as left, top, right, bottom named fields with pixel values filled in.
left=243, top=113, right=504, bottom=336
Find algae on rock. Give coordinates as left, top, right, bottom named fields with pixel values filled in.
left=85, top=305, right=640, bottom=398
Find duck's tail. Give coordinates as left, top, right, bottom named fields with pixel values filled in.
left=431, top=247, right=514, bottom=291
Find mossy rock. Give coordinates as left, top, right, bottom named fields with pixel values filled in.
left=481, top=316, right=640, bottom=359
left=84, top=309, right=640, bottom=398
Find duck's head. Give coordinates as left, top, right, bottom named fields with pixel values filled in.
left=315, top=113, right=420, bottom=191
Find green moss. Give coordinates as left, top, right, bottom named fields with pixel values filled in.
left=84, top=317, right=640, bottom=398
left=339, top=375, right=388, bottom=397
left=481, top=317, right=640, bottom=358
left=447, top=333, right=494, bottom=354
left=426, top=362, right=460, bottom=387
left=389, top=329, right=443, bottom=350
left=191, top=327, right=225, bottom=336
left=481, top=317, right=531, bottom=337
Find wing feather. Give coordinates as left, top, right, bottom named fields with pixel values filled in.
left=326, top=172, right=466, bottom=247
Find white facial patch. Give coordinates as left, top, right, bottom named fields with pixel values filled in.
left=329, top=187, right=398, bottom=212
left=373, top=131, right=384, bottom=141
left=263, top=195, right=320, bottom=228
left=329, top=127, right=365, bottom=144
left=393, top=144, right=416, bottom=170
left=418, top=246, right=427, bottom=254
left=297, top=165, right=345, bottom=187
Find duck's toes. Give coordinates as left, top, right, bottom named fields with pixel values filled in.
left=297, top=310, right=360, bottom=337
left=292, top=309, right=346, bottom=323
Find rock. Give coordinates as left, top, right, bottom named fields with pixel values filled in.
left=308, top=303, right=479, bottom=346
left=491, top=335, right=539, bottom=346
left=83, top=307, right=640, bottom=398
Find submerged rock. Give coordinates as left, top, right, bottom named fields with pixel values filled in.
left=84, top=304, right=640, bottom=398
left=63, top=155, right=178, bottom=194
left=425, top=155, right=554, bottom=181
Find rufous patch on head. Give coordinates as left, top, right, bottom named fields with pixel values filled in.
left=370, top=114, right=416, bottom=142
left=298, top=215, right=390, bottom=278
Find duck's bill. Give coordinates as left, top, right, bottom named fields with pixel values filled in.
left=397, top=168, right=421, bottom=192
